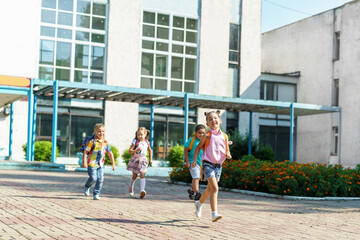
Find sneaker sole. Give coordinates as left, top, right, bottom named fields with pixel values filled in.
left=140, top=191, right=146, bottom=199
left=212, top=216, right=222, bottom=222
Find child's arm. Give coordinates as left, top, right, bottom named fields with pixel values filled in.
left=82, top=151, right=88, bottom=168
left=225, top=135, right=232, bottom=159
left=184, top=147, right=190, bottom=168
left=191, top=135, right=206, bottom=168
left=148, top=146, right=152, bottom=166
left=128, top=144, right=137, bottom=154
left=107, top=151, right=116, bottom=171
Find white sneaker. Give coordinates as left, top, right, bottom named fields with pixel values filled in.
left=195, top=201, right=202, bottom=219
left=212, top=213, right=222, bottom=222
left=140, top=190, right=146, bottom=199
left=84, top=187, right=90, bottom=196
left=129, top=192, right=134, bottom=198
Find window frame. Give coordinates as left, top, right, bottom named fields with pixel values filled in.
left=140, top=10, right=198, bottom=93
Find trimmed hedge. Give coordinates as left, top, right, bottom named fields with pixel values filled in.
left=169, top=157, right=360, bottom=197
left=22, top=141, right=59, bottom=162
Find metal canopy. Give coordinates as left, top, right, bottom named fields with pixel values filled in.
left=32, top=79, right=339, bottom=116
left=1, top=78, right=341, bottom=164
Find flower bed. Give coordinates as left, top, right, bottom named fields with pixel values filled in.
left=169, top=158, right=360, bottom=197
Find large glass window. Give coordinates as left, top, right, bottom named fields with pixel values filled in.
left=39, top=0, right=108, bottom=84
left=36, top=101, right=103, bottom=157
left=228, top=23, right=240, bottom=97
left=141, top=11, right=198, bottom=93
left=260, top=81, right=296, bottom=102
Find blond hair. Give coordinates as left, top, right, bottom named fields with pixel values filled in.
left=135, top=127, right=150, bottom=140
left=94, top=123, right=105, bottom=131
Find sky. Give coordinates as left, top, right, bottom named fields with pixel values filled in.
left=261, top=0, right=354, bottom=33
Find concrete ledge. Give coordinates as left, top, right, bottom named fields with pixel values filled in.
left=75, top=166, right=172, bottom=177
left=0, top=160, right=67, bottom=172
left=171, top=181, right=360, bottom=201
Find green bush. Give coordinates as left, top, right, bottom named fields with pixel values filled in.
left=167, top=144, right=184, bottom=167
left=22, top=141, right=59, bottom=162
left=105, top=145, right=119, bottom=166
left=170, top=158, right=360, bottom=197
left=228, top=131, right=275, bottom=162
left=121, top=149, right=132, bottom=165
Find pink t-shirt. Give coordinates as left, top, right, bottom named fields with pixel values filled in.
left=201, top=129, right=226, bottom=164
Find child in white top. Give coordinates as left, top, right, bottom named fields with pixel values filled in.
left=126, top=127, right=152, bottom=198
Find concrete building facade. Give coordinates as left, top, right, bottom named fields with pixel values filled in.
left=262, top=0, right=360, bottom=167
left=0, top=0, right=262, bottom=162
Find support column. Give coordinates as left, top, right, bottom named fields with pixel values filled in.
left=26, top=79, right=34, bottom=161
left=9, top=103, right=14, bottom=159
left=184, top=93, right=189, bottom=144
left=51, top=81, right=58, bottom=163
left=150, top=103, right=154, bottom=151
left=31, top=95, right=37, bottom=161
left=289, top=103, right=294, bottom=163
left=248, top=112, right=252, bottom=155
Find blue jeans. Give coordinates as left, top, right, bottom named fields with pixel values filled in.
left=85, top=166, right=104, bottom=196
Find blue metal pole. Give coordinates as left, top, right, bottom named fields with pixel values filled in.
left=9, top=103, right=14, bottom=159
left=150, top=102, right=154, bottom=151
left=289, top=103, right=294, bottom=163
left=51, top=80, right=58, bottom=163
left=184, top=93, right=189, bottom=144
left=248, top=112, right=252, bottom=155
left=31, top=95, right=37, bottom=161
left=26, top=79, right=34, bottom=161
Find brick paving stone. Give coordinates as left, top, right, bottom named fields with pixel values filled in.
left=0, top=169, right=360, bottom=239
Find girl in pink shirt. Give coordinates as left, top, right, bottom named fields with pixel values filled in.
left=192, top=110, right=232, bottom=222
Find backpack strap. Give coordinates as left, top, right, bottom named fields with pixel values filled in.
left=188, top=134, right=196, bottom=152
left=202, top=131, right=212, bottom=152
left=146, top=140, right=151, bottom=149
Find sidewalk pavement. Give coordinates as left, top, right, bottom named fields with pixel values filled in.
left=0, top=169, right=360, bottom=240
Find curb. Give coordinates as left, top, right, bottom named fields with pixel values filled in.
left=171, top=181, right=360, bottom=201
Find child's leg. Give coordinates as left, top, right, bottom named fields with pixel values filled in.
left=207, top=177, right=219, bottom=212
left=139, top=172, right=146, bottom=192
left=85, top=166, right=96, bottom=189
left=192, top=178, right=200, bottom=192
left=129, top=172, right=138, bottom=193
left=198, top=182, right=211, bottom=204
left=93, top=167, right=104, bottom=197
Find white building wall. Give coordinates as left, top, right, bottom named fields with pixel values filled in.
left=337, top=1, right=360, bottom=167
left=0, top=0, right=262, bottom=162
left=0, top=0, right=40, bottom=78
left=238, top=0, right=262, bottom=138
left=262, top=1, right=360, bottom=167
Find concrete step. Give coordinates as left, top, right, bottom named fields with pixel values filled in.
left=0, top=160, right=67, bottom=172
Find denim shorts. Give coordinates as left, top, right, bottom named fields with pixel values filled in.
left=202, top=161, right=222, bottom=182
left=189, top=164, right=201, bottom=179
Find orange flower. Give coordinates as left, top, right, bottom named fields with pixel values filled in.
left=306, top=188, right=310, bottom=191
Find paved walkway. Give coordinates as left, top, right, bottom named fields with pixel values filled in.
left=0, top=170, right=360, bottom=240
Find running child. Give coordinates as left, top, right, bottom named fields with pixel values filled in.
left=82, top=123, right=116, bottom=200
left=184, top=124, right=206, bottom=200
left=126, top=127, right=153, bottom=198
left=192, top=110, right=231, bottom=222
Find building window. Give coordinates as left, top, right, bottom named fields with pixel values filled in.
left=228, top=23, right=241, bottom=97
left=331, top=126, right=339, bottom=155
left=226, top=111, right=238, bottom=133
left=138, top=109, right=196, bottom=160
left=260, top=81, right=296, bottom=102
left=332, top=79, right=339, bottom=106
left=334, top=32, right=340, bottom=61
left=141, top=11, right=198, bottom=93
left=229, top=23, right=240, bottom=67
left=39, top=0, right=108, bottom=83
left=259, top=125, right=290, bottom=162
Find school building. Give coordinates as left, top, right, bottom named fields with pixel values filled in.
left=0, top=0, right=263, bottom=162
left=262, top=0, right=360, bottom=167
